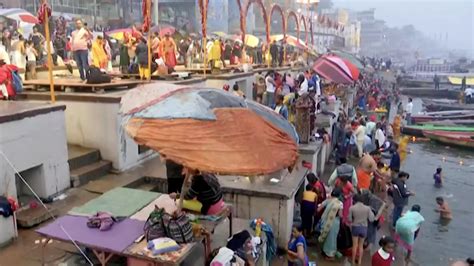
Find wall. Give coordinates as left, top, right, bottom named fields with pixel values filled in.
left=0, top=110, right=70, bottom=200
left=223, top=192, right=295, bottom=247
left=204, top=74, right=255, bottom=100
left=62, top=101, right=154, bottom=171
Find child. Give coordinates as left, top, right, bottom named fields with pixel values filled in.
left=435, top=196, right=452, bottom=220
left=371, top=236, right=395, bottom=266
left=25, top=41, right=38, bottom=80
left=433, top=167, right=443, bottom=188
left=300, top=184, right=317, bottom=237
left=348, top=193, right=374, bottom=265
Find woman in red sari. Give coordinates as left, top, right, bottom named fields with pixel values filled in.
left=0, top=55, right=17, bottom=100
left=334, top=175, right=356, bottom=225
left=159, top=33, right=177, bottom=69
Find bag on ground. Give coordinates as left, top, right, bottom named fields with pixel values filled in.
left=11, top=70, right=23, bottom=93
left=144, top=207, right=167, bottom=241
left=87, top=66, right=111, bottom=84
left=163, top=212, right=194, bottom=244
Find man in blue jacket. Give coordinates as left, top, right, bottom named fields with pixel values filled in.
left=390, top=171, right=415, bottom=227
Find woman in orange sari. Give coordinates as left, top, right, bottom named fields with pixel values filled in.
left=159, top=33, right=177, bottom=69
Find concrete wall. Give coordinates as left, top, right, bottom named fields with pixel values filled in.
left=205, top=75, right=254, bottom=100
left=0, top=216, right=14, bottom=246
left=0, top=110, right=70, bottom=200
left=62, top=101, right=155, bottom=171
left=223, top=192, right=295, bottom=247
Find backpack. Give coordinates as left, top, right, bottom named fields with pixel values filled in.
left=144, top=207, right=167, bottom=242
left=87, top=67, right=111, bottom=84
left=162, top=212, right=194, bottom=244
left=336, top=164, right=353, bottom=179
left=128, top=63, right=139, bottom=74
left=11, top=70, right=23, bottom=93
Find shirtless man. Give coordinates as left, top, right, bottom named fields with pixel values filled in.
left=435, top=196, right=452, bottom=219
left=435, top=196, right=452, bottom=231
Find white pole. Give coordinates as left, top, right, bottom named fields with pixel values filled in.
left=153, top=0, right=159, bottom=25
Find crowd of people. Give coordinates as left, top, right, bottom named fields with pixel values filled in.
left=362, top=56, right=393, bottom=71
left=280, top=72, right=463, bottom=266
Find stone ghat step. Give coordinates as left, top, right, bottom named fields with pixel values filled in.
left=67, top=144, right=100, bottom=171
left=16, top=205, right=58, bottom=228
left=70, top=160, right=112, bottom=188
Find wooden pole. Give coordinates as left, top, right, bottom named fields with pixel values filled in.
left=202, top=2, right=207, bottom=77
left=44, top=10, right=55, bottom=103
left=178, top=172, right=192, bottom=213
left=147, top=0, right=152, bottom=82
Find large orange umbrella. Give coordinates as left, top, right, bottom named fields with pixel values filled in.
left=121, top=84, right=299, bottom=176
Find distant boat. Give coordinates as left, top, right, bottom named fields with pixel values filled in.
left=419, top=119, right=474, bottom=126
left=423, top=130, right=474, bottom=149
left=412, top=110, right=474, bottom=124
left=401, top=125, right=474, bottom=137
left=423, top=99, right=474, bottom=112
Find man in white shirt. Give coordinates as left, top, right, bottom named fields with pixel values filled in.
left=465, top=86, right=473, bottom=103
left=265, top=71, right=276, bottom=107
left=365, top=116, right=376, bottom=138
left=297, top=73, right=309, bottom=96
left=405, top=98, right=413, bottom=125
left=354, top=123, right=366, bottom=158
left=374, top=122, right=386, bottom=149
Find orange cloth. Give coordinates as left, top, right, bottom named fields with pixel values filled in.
left=357, top=168, right=371, bottom=190
left=126, top=108, right=298, bottom=176
left=358, top=154, right=377, bottom=173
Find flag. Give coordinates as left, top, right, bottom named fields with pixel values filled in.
left=37, top=2, right=51, bottom=25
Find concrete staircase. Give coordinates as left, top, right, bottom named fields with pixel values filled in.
left=68, top=145, right=112, bottom=187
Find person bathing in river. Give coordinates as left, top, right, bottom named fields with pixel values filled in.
left=435, top=196, right=452, bottom=231
left=433, top=167, right=443, bottom=188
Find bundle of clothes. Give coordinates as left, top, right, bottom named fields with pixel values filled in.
left=209, top=229, right=263, bottom=266
left=0, top=196, right=18, bottom=218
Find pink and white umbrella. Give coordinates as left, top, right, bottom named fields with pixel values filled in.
left=0, top=8, right=39, bottom=24
left=324, top=55, right=353, bottom=79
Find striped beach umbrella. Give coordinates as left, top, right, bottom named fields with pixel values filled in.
left=0, top=8, right=39, bottom=24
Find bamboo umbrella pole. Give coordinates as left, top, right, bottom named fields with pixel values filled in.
left=202, top=1, right=207, bottom=77
left=44, top=6, right=55, bottom=103
left=147, top=0, right=152, bottom=82
left=178, top=171, right=192, bottom=213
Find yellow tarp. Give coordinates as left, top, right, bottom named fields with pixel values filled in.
left=448, top=76, right=474, bottom=86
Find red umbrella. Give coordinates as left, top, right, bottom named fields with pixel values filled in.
left=341, top=58, right=360, bottom=80
left=0, top=8, right=40, bottom=24
left=313, top=56, right=353, bottom=84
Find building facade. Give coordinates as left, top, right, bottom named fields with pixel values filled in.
left=356, top=9, right=386, bottom=56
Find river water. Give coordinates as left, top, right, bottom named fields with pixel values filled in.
left=309, top=97, right=474, bottom=266
left=399, top=97, right=474, bottom=265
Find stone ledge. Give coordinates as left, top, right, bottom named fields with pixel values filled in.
left=0, top=102, right=66, bottom=124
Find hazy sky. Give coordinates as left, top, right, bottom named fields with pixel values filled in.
left=332, top=0, right=474, bottom=52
